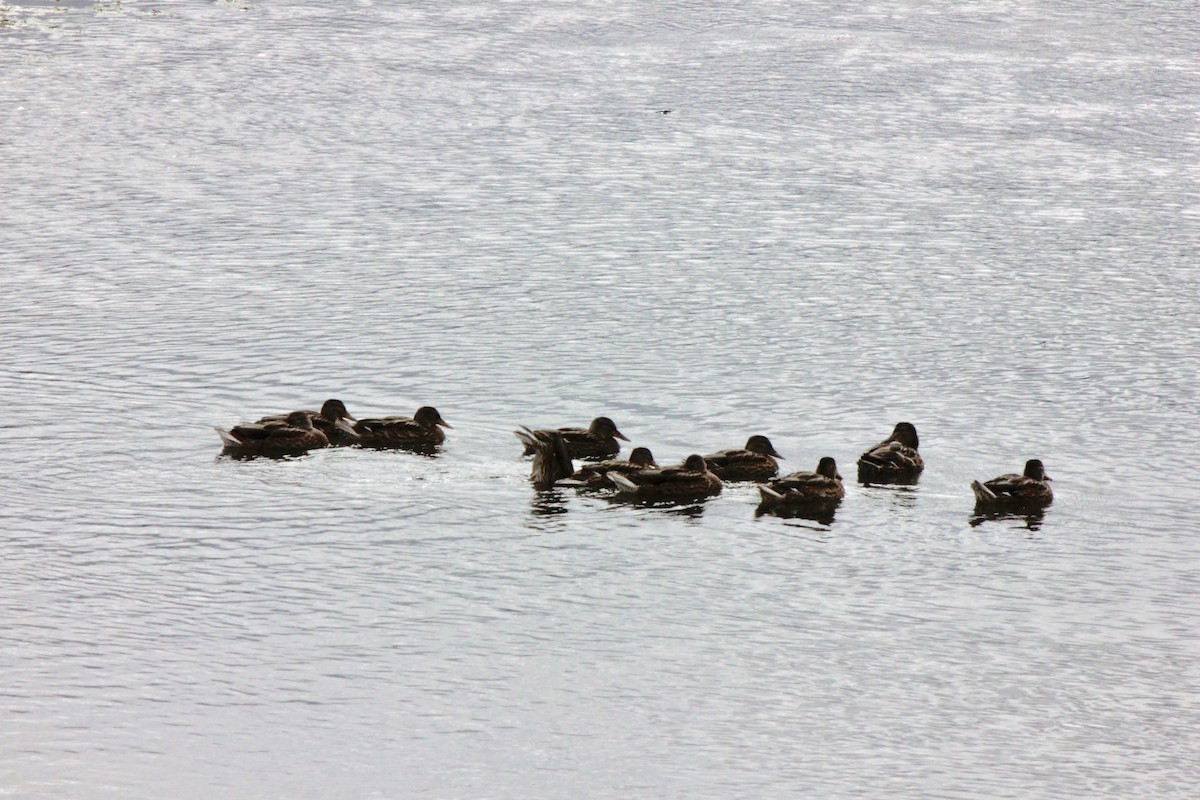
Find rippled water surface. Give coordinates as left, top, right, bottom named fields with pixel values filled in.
left=3, top=1, right=1199, bottom=797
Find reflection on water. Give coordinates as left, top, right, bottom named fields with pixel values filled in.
left=860, top=483, right=921, bottom=511
left=756, top=502, right=839, bottom=527
left=603, top=494, right=711, bottom=521
left=970, top=508, right=1048, bottom=532
left=527, top=488, right=570, bottom=519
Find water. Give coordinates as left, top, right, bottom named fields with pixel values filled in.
left=2, top=1, right=1198, bottom=797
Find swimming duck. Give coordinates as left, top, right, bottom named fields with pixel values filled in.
left=608, top=454, right=722, bottom=502
left=565, top=447, right=659, bottom=489
left=702, top=435, right=782, bottom=482
left=256, top=399, right=358, bottom=445
left=514, top=426, right=575, bottom=489
left=350, top=406, right=452, bottom=450
left=520, top=416, right=629, bottom=460
left=757, top=457, right=844, bottom=512
left=215, top=410, right=332, bottom=458
left=971, top=459, right=1053, bottom=511
left=856, top=422, right=924, bottom=483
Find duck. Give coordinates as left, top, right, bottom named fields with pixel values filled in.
left=513, top=426, right=575, bottom=489
left=608, top=454, right=722, bottom=502
left=856, top=422, right=923, bottom=483
left=256, top=398, right=358, bottom=445
left=971, top=459, right=1053, bottom=511
left=350, top=406, right=452, bottom=451
left=702, top=435, right=782, bottom=482
left=519, top=416, right=630, bottom=460
left=215, top=410, right=332, bottom=458
left=565, top=447, right=659, bottom=489
left=757, top=457, right=844, bottom=512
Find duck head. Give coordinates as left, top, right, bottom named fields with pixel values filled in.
left=590, top=416, right=629, bottom=441
left=745, top=435, right=782, bottom=458
left=629, top=447, right=657, bottom=467
left=889, top=422, right=919, bottom=449
left=414, top=406, right=452, bottom=429
left=816, top=456, right=842, bottom=481
left=285, top=410, right=315, bottom=430
left=1024, top=459, right=1050, bottom=481
left=319, top=399, right=355, bottom=421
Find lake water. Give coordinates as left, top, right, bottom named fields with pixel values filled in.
left=2, top=1, right=1198, bottom=797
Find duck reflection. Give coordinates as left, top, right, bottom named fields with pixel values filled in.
left=860, top=481, right=919, bottom=510
left=969, top=508, right=1047, bottom=532
left=755, top=502, right=838, bottom=526
left=529, top=488, right=570, bottom=517
left=524, top=488, right=572, bottom=532
left=602, top=495, right=710, bottom=521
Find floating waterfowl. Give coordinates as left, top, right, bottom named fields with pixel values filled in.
left=703, top=435, right=782, bottom=482
left=565, top=447, right=658, bottom=489
left=350, top=406, right=451, bottom=450
left=514, top=426, right=575, bottom=489
left=608, top=454, right=722, bottom=502
left=757, top=457, right=844, bottom=513
left=856, top=422, right=923, bottom=483
left=520, top=416, right=629, bottom=460
left=970, top=459, right=1053, bottom=511
left=256, top=399, right=358, bottom=445
left=215, top=410, right=334, bottom=459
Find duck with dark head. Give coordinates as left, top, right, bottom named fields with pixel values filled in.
left=350, top=406, right=452, bottom=451
left=520, top=416, right=629, bottom=460
left=607, top=454, right=723, bottom=503
left=564, top=446, right=658, bottom=489
left=702, top=435, right=783, bottom=482
left=215, top=410, right=334, bottom=459
left=757, top=457, right=844, bottom=515
left=255, top=399, right=359, bottom=446
left=970, top=459, right=1052, bottom=512
left=856, top=422, right=923, bottom=484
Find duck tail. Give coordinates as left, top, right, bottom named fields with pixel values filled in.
left=758, top=484, right=785, bottom=507
left=513, top=425, right=540, bottom=456
left=214, top=427, right=241, bottom=447
left=970, top=480, right=996, bottom=505
left=513, top=426, right=537, bottom=450
left=554, top=478, right=587, bottom=488
left=608, top=472, right=639, bottom=494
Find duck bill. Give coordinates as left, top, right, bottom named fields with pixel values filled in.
left=613, top=430, right=630, bottom=441
left=437, top=419, right=454, bottom=429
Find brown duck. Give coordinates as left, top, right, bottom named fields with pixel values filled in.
left=757, top=457, right=844, bottom=512
left=565, top=447, right=659, bottom=489
left=971, top=459, right=1053, bottom=511
left=856, top=422, right=923, bottom=483
left=215, top=410, right=332, bottom=458
left=520, top=416, right=629, bottom=460
left=514, top=426, right=576, bottom=489
left=608, top=454, right=722, bottom=502
left=256, top=399, right=358, bottom=445
left=702, top=435, right=782, bottom=482
left=350, top=406, right=452, bottom=450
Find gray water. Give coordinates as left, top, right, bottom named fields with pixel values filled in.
left=2, top=1, right=1198, bottom=797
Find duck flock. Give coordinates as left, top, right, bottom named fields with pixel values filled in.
left=215, top=400, right=1053, bottom=519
